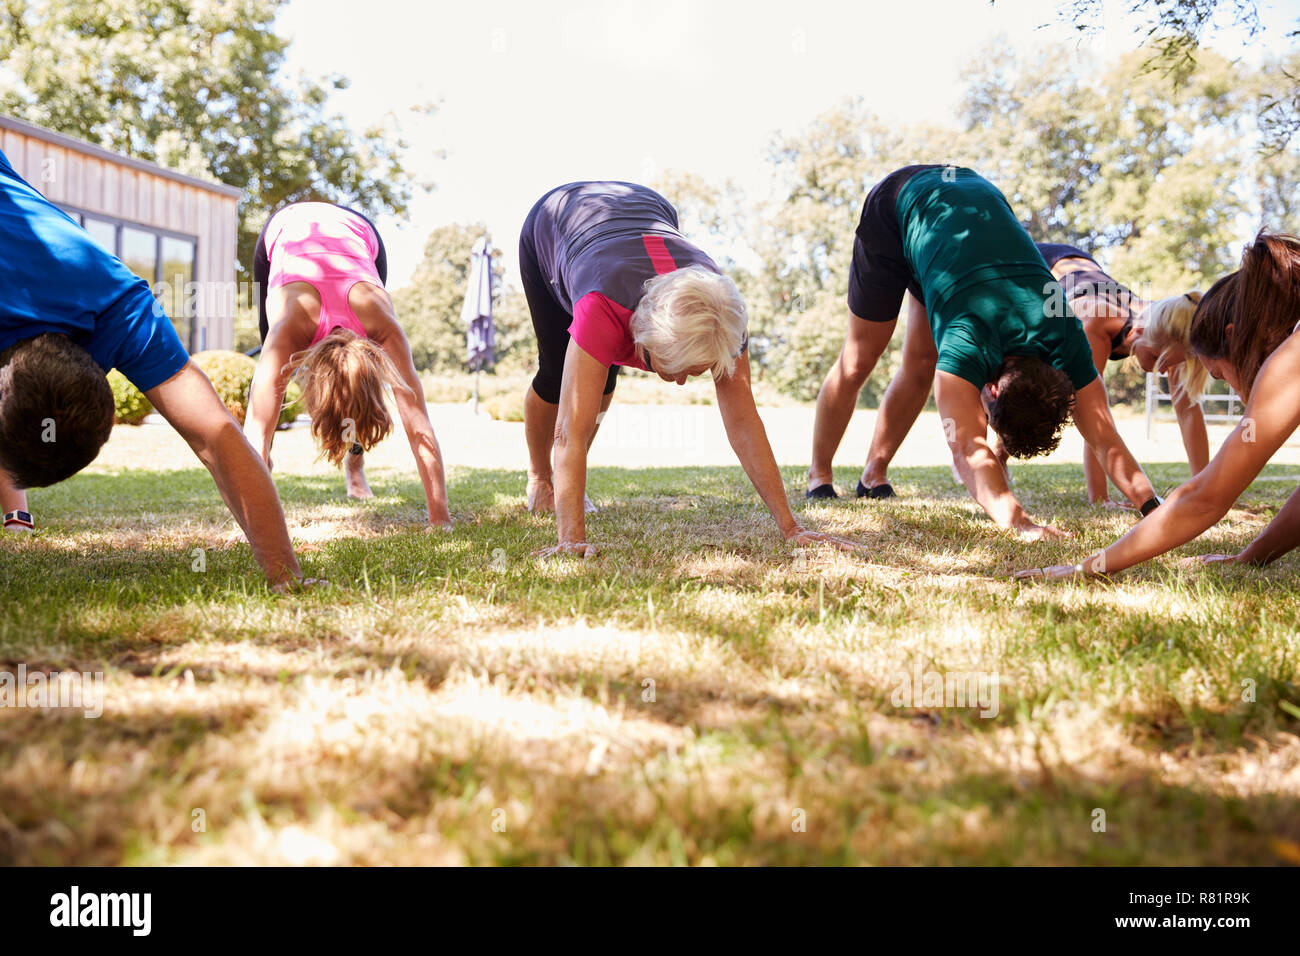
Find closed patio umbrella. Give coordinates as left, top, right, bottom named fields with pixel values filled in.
left=462, top=235, right=495, bottom=413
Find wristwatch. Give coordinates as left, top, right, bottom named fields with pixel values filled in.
left=1139, top=496, right=1163, bottom=517
left=3, top=510, right=34, bottom=530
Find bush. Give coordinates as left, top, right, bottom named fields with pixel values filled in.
left=481, top=392, right=525, bottom=422
left=763, top=298, right=851, bottom=403
left=192, top=350, right=257, bottom=425
left=107, top=370, right=153, bottom=425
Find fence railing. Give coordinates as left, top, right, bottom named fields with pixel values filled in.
left=1144, top=372, right=1243, bottom=440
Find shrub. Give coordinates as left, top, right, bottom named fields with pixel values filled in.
left=482, top=392, right=525, bottom=422
left=192, top=350, right=257, bottom=425
left=106, top=370, right=153, bottom=425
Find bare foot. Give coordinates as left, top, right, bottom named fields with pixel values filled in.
left=344, top=457, right=374, bottom=499
left=527, top=477, right=555, bottom=512
left=345, top=475, right=374, bottom=499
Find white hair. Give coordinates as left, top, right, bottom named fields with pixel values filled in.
left=629, top=266, right=748, bottom=379
left=1132, top=291, right=1209, bottom=403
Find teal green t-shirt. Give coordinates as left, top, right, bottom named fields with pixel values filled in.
left=894, top=167, right=1098, bottom=391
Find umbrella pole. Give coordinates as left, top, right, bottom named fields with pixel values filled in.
left=473, top=365, right=480, bottom=415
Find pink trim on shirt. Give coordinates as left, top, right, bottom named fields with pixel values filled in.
left=265, top=202, right=382, bottom=345
left=569, top=292, right=647, bottom=369
left=642, top=235, right=677, bottom=276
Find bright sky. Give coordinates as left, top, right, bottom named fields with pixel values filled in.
left=277, top=0, right=1300, bottom=289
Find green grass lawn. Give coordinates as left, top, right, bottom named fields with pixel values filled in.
left=2, top=457, right=1299, bottom=865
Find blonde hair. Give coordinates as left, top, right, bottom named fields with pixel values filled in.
left=284, top=328, right=408, bottom=466
left=1131, top=292, right=1209, bottom=403
left=629, top=266, right=748, bottom=379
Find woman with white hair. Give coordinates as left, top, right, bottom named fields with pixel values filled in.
left=520, top=180, right=859, bottom=557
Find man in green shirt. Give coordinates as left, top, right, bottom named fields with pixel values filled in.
left=806, top=165, right=1160, bottom=540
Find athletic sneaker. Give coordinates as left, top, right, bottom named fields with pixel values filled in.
left=856, top=481, right=896, bottom=499
left=805, top=484, right=839, bottom=500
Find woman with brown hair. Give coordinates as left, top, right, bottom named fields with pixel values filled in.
left=245, top=202, right=452, bottom=528
left=1017, top=232, right=1300, bottom=580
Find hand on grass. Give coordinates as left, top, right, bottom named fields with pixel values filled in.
left=1014, top=563, right=1090, bottom=581
left=1178, top=552, right=1241, bottom=568
left=1014, top=521, right=1072, bottom=542
left=534, top=540, right=598, bottom=559
left=1098, top=497, right=1135, bottom=511
left=786, top=527, right=865, bottom=553
left=270, top=576, right=329, bottom=594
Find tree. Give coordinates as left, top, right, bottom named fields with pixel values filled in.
left=744, top=98, right=912, bottom=392
left=0, top=0, right=416, bottom=275
left=390, top=223, right=532, bottom=374
left=1049, top=0, right=1299, bottom=149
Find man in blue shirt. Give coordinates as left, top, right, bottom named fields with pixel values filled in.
left=0, top=147, right=304, bottom=590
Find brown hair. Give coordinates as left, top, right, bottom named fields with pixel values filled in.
left=1187, top=272, right=1238, bottom=364
left=285, top=329, right=409, bottom=466
left=0, top=334, right=115, bottom=488
left=1228, top=232, right=1300, bottom=400
left=986, top=355, right=1076, bottom=459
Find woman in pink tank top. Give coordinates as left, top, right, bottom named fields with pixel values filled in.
left=244, top=202, right=452, bottom=527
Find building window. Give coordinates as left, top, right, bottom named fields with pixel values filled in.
left=161, top=236, right=197, bottom=349
left=120, top=227, right=158, bottom=285
left=69, top=210, right=199, bottom=352
left=81, top=217, right=117, bottom=254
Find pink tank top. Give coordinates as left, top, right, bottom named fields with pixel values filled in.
left=264, top=202, right=383, bottom=345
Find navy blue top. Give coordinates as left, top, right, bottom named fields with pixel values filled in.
left=523, top=181, right=723, bottom=369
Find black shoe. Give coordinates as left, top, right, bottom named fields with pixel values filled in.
left=805, top=483, right=839, bottom=500
left=856, top=481, right=896, bottom=499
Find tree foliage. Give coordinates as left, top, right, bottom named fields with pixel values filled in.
left=632, top=40, right=1287, bottom=406
left=0, top=0, right=415, bottom=275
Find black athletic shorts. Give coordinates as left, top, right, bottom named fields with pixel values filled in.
left=518, top=199, right=620, bottom=405
left=846, top=165, right=940, bottom=322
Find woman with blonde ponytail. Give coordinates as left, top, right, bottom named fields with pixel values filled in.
left=245, top=202, right=452, bottom=527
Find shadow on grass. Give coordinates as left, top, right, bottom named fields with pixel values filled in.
left=3, top=462, right=1300, bottom=863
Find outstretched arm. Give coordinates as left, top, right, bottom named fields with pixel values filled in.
left=378, top=329, right=451, bottom=526
left=546, top=339, right=607, bottom=555
left=1080, top=323, right=1116, bottom=504
left=244, top=331, right=295, bottom=468
left=1071, top=377, right=1156, bottom=508
left=716, top=353, right=859, bottom=550
left=147, top=362, right=302, bottom=588
left=933, top=370, right=1067, bottom=540
left=1168, top=365, right=1210, bottom=476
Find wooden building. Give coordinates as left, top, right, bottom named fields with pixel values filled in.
left=0, top=115, right=241, bottom=352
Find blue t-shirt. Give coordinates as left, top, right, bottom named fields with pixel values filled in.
left=0, top=148, right=189, bottom=392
